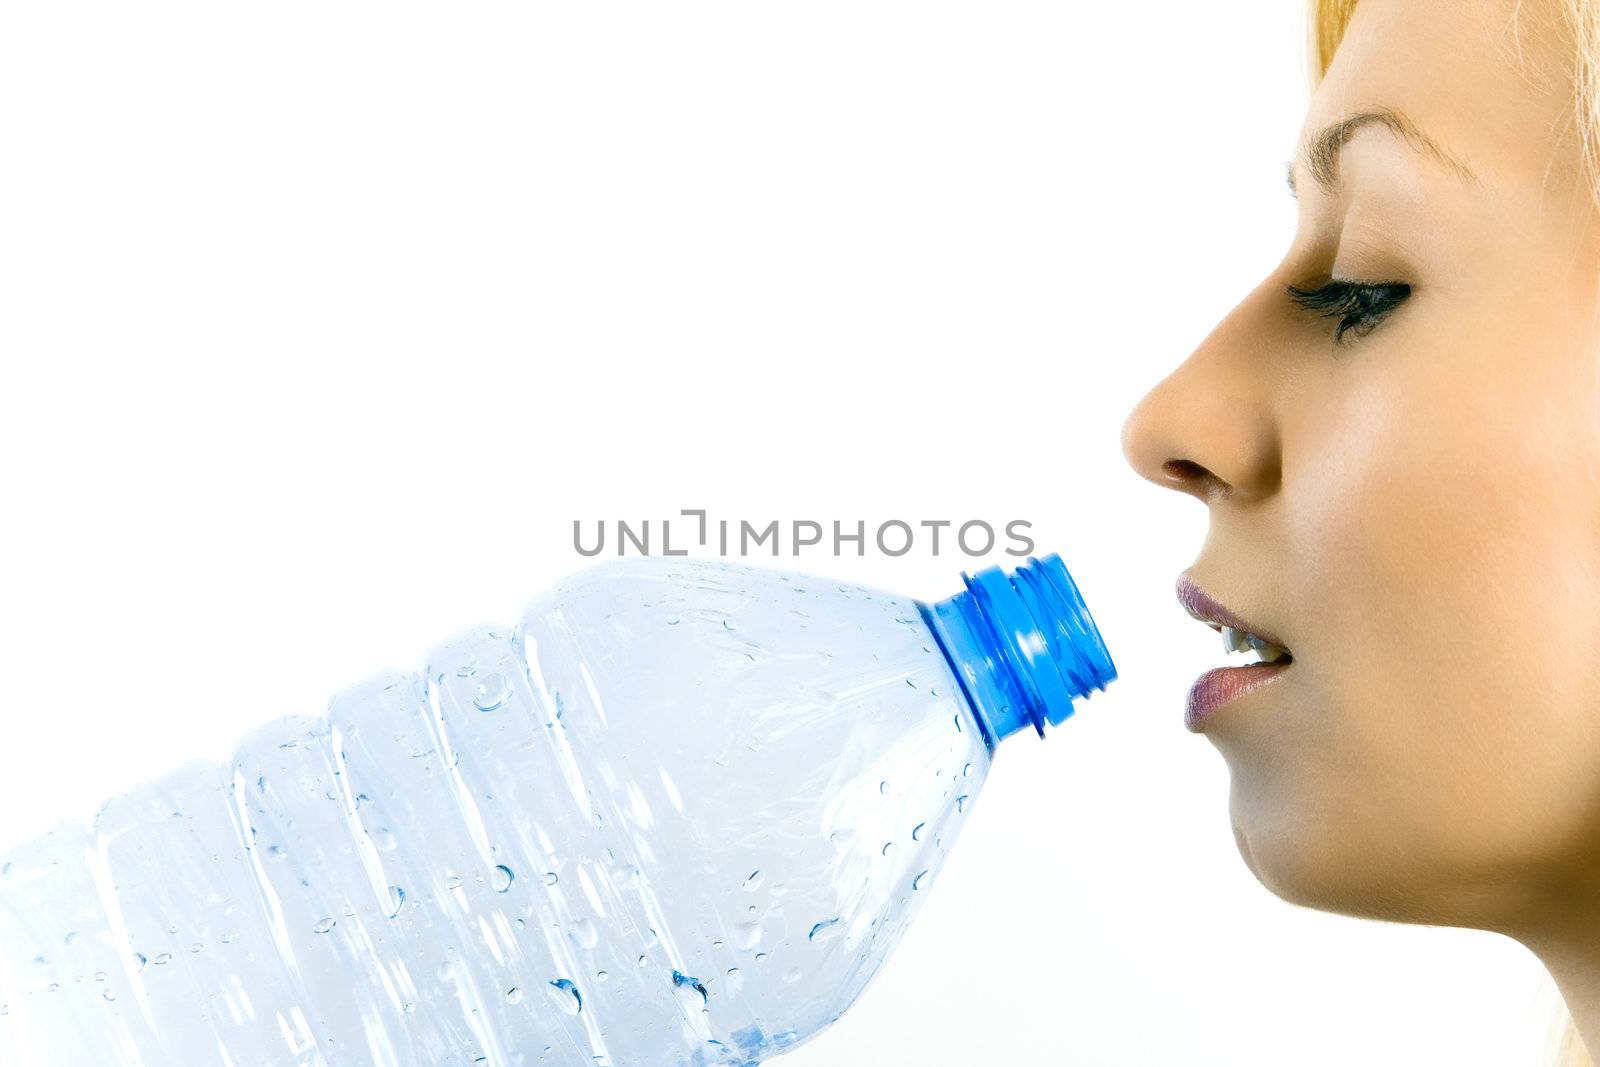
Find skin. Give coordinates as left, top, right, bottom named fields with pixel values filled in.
left=1120, top=0, right=1600, bottom=1051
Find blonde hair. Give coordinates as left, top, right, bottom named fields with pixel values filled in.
left=1564, top=0, right=1600, bottom=211
left=1305, top=2, right=1599, bottom=1064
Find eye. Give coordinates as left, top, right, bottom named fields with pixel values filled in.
left=1285, top=278, right=1411, bottom=345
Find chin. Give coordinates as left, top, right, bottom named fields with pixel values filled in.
left=1226, top=788, right=1459, bottom=926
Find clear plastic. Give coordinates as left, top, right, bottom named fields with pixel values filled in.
left=0, top=554, right=1113, bottom=1066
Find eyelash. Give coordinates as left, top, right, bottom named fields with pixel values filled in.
left=1285, top=278, right=1411, bottom=345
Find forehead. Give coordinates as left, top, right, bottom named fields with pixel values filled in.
left=1305, top=0, right=1583, bottom=199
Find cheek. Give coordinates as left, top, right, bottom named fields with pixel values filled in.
left=1229, top=337, right=1600, bottom=914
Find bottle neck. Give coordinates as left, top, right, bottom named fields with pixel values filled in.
left=917, top=553, right=1116, bottom=748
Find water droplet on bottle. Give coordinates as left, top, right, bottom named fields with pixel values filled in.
left=312, top=917, right=337, bottom=934
left=665, top=613, right=681, bottom=625
left=911, top=822, right=926, bottom=841
left=878, top=780, right=889, bottom=795
left=637, top=955, right=648, bottom=968
left=135, top=953, right=148, bottom=971
left=492, top=865, right=515, bottom=893
left=672, top=970, right=708, bottom=1006
left=102, top=989, right=116, bottom=1002
left=220, top=932, right=237, bottom=945
left=505, top=986, right=523, bottom=1005
left=755, top=952, right=768, bottom=962
left=386, top=886, right=406, bottom=918
left=741, top=870, right=764, bottom=892
left=881, top=841, right=893, bottom=856
left=547, top=978, right=582, bottom=1015
left=956, top=795, right=969, bottom=813
left=153, top=953, right=172, bottom=966
left=912, top=870, right=930, bottom=891
left=567, top=917, right=599, bottom=949
left=596, top=970, right=609, bottom=982
left=445, top=875, right=463, bottom=890
left=732, top=922, right=762, bottom=950
left=808, top=917, right=842, bottom=943
left=473, top=673, right=509, bottom=712
left=93, top=971, right=107, bottom=982
left=455, top=662, right=478, bottom=678
left=962, top=763, right=972, bottom=777
left=542, top=871, right=559, bottom=887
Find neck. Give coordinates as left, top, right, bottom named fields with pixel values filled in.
left=1531, top=938, right=1600, bottom=1060
left=1504, top=878, right=1600, bottom=1060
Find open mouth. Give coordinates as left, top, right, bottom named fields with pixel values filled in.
left=1206, top=622, right=1292, bottom=666
left=1175, top=572, right=1294, bottom=730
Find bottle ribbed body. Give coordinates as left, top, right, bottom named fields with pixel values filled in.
left=0, top=557, right=1015, bottom=1066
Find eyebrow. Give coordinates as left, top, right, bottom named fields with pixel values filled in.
left=1284, top=107, right=1483, bottom=198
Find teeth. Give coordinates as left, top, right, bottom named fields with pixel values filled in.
left=1221, top=625, right=1250, bottom=653
left=1222, top=625, right=1291, bottom=664
left=1254, top=641, right=1291, bottom=664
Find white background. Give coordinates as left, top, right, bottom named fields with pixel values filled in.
left=0, top=2, right=1568, bottom=1064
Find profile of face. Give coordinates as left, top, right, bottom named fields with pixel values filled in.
left=1122, top=0, right=1600, bottom=940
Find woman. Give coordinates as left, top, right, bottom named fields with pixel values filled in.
left=1120, top=0, right=1600, bottom=1062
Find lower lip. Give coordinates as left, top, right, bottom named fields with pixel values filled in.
left=1185, top=661, right=1293, bottom=732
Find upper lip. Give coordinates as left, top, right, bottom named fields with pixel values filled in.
left=1175, top=570, right=1291, bottom=651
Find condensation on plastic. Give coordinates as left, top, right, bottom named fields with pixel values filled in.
left=0, top=557, right=1012, bottom=1066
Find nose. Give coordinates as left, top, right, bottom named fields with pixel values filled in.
left=1121, top=290, right=1284, bottom=505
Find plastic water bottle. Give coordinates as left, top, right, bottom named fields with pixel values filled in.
left=0, top=552, right=1115, bottom=1066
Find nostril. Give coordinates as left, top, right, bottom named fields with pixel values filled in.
left=1160, top=459, right=1230, bottom=501
left=1162, top=459, right=1209, bottom=482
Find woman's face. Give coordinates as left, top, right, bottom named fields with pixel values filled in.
left=1122, top=0, right=1600, bottom=937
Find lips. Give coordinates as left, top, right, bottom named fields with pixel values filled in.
left=1176, top=571, right=1294, bottom=731
left=1184, top=662, right=1291, bottom=731
left=1175, top=571, right=1290, bottom=651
